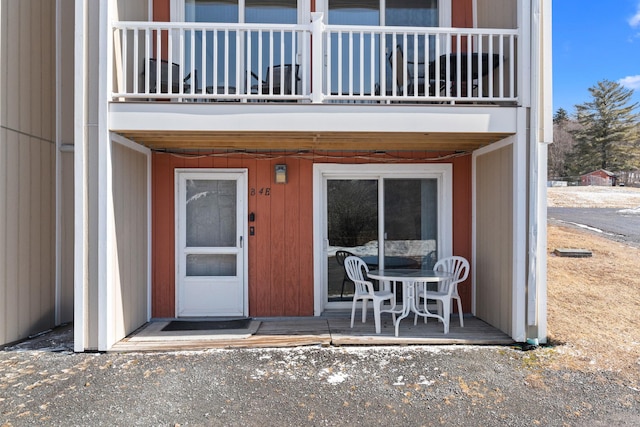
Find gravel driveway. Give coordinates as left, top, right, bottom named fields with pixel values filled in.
left=1, top=326, right=639, bottom=426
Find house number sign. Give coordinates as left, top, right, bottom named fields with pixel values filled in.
left=250, top=187, right=271, bottom=196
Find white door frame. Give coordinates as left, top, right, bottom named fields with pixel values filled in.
left=312, top=163, right=453, bottom=315
left=174, top=168, right=249, bottom=317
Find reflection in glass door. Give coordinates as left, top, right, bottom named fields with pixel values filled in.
left=384, top=179, right=438, bottom=269
left=326, top=180, right=378, bottom=301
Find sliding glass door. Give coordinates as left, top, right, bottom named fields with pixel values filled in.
left=317, top=164, right=452, bottom=309
left=181, top=0, right=300, bottom=92
left=324, top=0, right=441, bottom=95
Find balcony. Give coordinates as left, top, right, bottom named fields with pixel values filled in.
left=112, top=14, right=519, bottom=106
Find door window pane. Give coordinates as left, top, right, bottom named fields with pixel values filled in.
left=246, top=0, right=298, bottom=87
left=185, top=0, right=239, bottom=91
left=386, top=0, right=438, bottom=27
left=327, top=0, right=380, bottom=96
left=186, top=254, right=237, bottom=276
left=328, top=0, right=379, bottom=25
left=327, top=179, right=378, bottom=300
left=185, top=179, right=237, bottom=247
left=384, top=179, right=438, bottom=269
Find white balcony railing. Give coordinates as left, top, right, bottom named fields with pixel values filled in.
left=112, top=13, right=519, bottom=104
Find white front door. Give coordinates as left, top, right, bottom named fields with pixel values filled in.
left=176, top=169, right=247, bottom=317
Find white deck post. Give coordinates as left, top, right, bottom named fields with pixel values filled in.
left=310, top=12, right=324, bottom=104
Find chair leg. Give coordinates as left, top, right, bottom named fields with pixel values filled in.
left=456, top=297, right=464, bottom=327
left=350, top=298, right=358, bottom=329
left=441, top=301, right=450, bottom=334
left=340, top=276, right=348, bottom=298
left=361, top=299, right=368, bottom=323
left=373, top=300, right=382, bottom=334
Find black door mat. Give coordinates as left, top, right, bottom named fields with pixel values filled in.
left=162, top=319, right=252, bottom=332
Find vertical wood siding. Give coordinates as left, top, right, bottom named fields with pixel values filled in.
left=475, top=145, right=514, bottom=335
left=0, top=0, right=57, bottom=345
left=152, top=152, right=472, bottom=318
left=476, top=0, right=516, bottom=29
left=110, top=142, right=149, bottom=342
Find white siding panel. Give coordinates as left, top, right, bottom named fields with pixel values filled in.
left=475, top=144, right=513, bottom=335
left=59, top=151, right=74, bottom=323
left=476, top=0, right=516, bottom=29
left=110, top=141, right=149, bottom=344
left=0, top=1, right=57, bottom=345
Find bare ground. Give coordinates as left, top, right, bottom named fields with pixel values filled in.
left=545, top=186, right=640, bottom=388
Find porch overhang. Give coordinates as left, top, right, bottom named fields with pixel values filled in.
left=109, top=103, right=517, bottom=151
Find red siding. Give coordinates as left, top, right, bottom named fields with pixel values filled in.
left=452, top=0, right=474, bottom=28
left=151, top=152, right=472, bottom=317
left=452, top=154, right=472, bottom=312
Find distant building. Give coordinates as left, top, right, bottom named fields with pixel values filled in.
left=580, top=170, right=617, bottom=186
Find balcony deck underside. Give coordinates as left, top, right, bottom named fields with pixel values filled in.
left=110, top=103, right=517, bottom=151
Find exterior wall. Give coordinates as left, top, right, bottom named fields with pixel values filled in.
left=59, top=151, right=74, bottom=323
left=0, top=0, right=57, bottom=345
left=151, top=152, right=472, bottom=318
left=475, top=143, right=514, bottom=336
left=476, top=0, right=516, bottom=29
left=58, top=0, right=75, bottom=325
left=452, top=0, right=473, bottom=27
left=109, top=139, right=149, bottom=344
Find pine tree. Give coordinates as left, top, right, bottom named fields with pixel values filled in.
left=549, top=108, right=577, bottom=179
left=568, top=80, right=639, bottom=175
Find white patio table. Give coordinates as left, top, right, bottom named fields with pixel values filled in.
left=366, top=268, right=453, bottom=337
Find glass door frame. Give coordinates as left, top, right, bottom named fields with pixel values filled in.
left=312, top=163, right=453, bottom=314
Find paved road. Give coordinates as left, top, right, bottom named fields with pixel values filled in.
left=548, top=207, right=640, bottom=246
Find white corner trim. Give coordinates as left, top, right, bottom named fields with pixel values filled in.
left=98, top=0, right=113, bottom=352
left=73, top=0, right=87, bottom=354
left=55, top=0, right=62, bottom=326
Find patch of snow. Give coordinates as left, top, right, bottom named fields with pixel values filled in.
left=326, top=372, right=348, bottom=384
left=618, top=207, right=640, bottom=215
left=564, top=222, right=604, bottom=234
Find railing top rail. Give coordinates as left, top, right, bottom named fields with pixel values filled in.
left=113, top=21, right=519, bottom=36
left=113, top=21, right=308, bottom=31
left=324, top=24, right=519, bottom=36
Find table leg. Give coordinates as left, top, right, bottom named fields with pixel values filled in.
left=394, top=281, right=414, bottom=337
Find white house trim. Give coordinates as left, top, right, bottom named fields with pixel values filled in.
left=98, top=0, right=113, bottom=351
left=73, top=0, right=87, bottom=353
left=109, top=103, right=518, bottom=135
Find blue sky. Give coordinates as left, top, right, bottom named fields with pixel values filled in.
left=553, top=0, right=640, bottom=115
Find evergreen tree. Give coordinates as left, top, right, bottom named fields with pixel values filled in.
left=568, top=80, right=639, bottom=175
left=549, top=108, right=577, bottom=179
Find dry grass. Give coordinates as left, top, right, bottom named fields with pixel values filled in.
left=545, top=186, right=640, bottom=386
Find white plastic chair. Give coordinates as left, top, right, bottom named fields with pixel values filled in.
left=344, top=256, right=395, bottom=334
left=415, top=256, right=469, bottom=333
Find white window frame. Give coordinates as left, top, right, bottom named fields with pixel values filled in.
left=312, top=163, right=453, bottom=314
left=315, top=0, right=452, bottom=27
left=172, top=0, right=309, bottom=24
